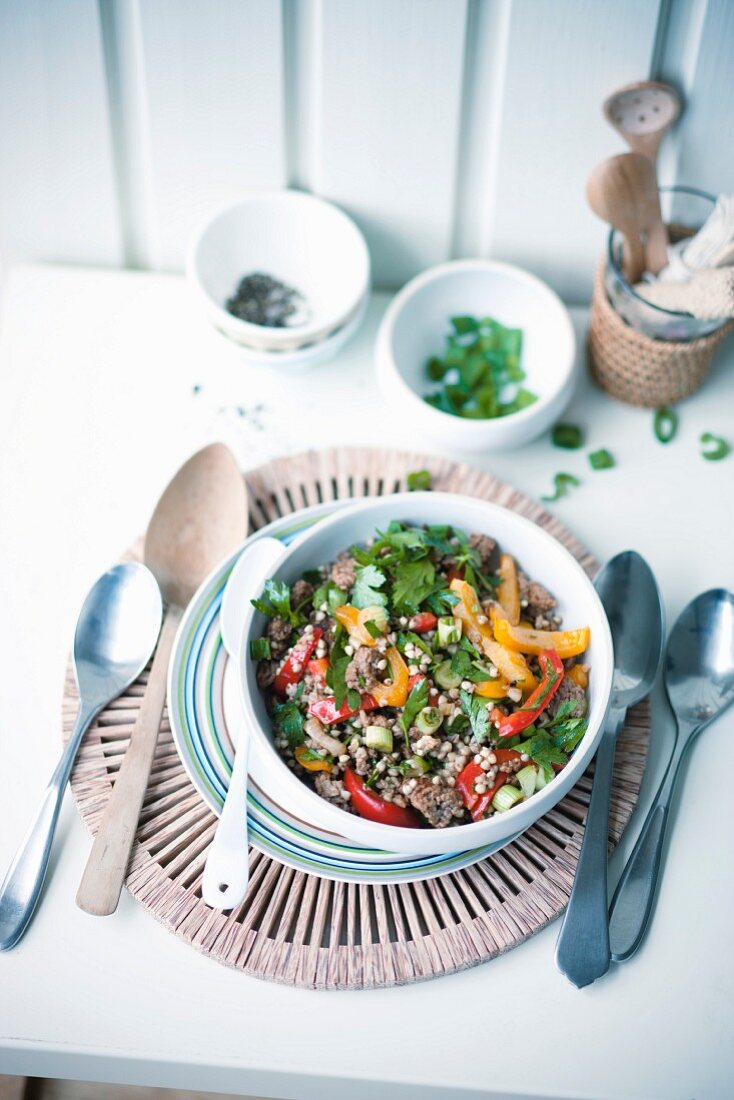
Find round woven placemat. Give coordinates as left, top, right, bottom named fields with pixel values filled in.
left=63, top=447, right=649, bottom=989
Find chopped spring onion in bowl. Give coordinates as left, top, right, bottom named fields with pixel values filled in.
left=424, top=315, right=538, bottom=420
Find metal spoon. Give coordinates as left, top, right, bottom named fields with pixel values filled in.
left=609, top=589, right=734, bottom=960
left=555, top=551, right=664, bottom=988
left=0, top=563, right=162, bottom=950
left=76, top=443, right=247, bottom=916
left=201, top=536, right=285, bottom=909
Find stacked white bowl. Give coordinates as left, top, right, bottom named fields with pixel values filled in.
left=187, top=191, right=371, bottom=369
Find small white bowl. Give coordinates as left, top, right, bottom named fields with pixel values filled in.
left=187, top=191, right=370, bottom=352
left=376, top=260, right=577, bottom=451
left=239, top=492, right=613, bottom=857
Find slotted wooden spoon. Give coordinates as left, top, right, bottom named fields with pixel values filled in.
left=76, top=443, right=247, bottom=916
left=604, top=80, right=681, bottom=165
left=587, top=152, right=669, bottom=282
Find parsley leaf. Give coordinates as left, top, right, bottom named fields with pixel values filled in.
left=326, top=627, right=352, bottom=709
left=273, top=684, right=305, bottom=748
left=391, top=558, right=436, bottom=614
left=399, top=677, right=430, bottom=746
left=397, top=630, right=432, bottom=657
left=450, top=646, right=494, bottom=683
left=312, top=580, right=347, bottom=615
left=351, top=564, right=388, bottom=610
left=515, top=728, right=568, bottom=782
left=251, top=579, right=301, bottom=625
left=459, top=689, right=491, bottom=743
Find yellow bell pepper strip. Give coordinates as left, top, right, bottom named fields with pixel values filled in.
left=474, top=678, right=511, bottom=699
left=372, top=646, right=410, bottom=707
left=334, top=604, right=375, bottom=647
left=568, top=664, right=589, bottom=689
left=497, top=553, right=521, bottom=625
left=450, top=578, right=537, bottom=694
left=294, top=744, right=333, bottom=772
left=492, top=616, right=591, bottom=659
left=496, top=650, right=565, bottom=738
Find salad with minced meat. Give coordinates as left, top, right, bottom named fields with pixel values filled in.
left=250, top=522, right=591, bottom=830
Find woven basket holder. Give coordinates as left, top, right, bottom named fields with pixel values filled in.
left=64, top=447, right=651, bottom=990
left=588, top=258, right=734, bottom=407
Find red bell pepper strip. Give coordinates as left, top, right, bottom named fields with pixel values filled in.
left=471, top=774, right=508, bottom=821
left=493, top=748, right=525, bottom=765
left=456, top=761, right=512, bottom=821
left=456, top=761, right=484, bottom=812
left=273, top=628, right=322, bottom=695
left=306, top=657, right=329, bottom=682
left=410, top=612, right=438, bottom=633
left=307, top=693, right=377, bottom=725
left=496, top=649, right=564, bottom=737
left=343, top=768, right=422, bottom=828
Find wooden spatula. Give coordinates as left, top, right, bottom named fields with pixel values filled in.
left=76, top=443, right=247, bottom=916
left=587, top=153, right=669, bottom=282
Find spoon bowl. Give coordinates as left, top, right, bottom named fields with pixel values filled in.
left=665, top=588, right=734, bottom=731
left=596, top=550, right=665, bottom=709
left=603, top=80, right=681, bottom=165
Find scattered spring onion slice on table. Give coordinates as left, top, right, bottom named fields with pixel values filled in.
left=654, top=406, right=678, bottom=443
left=589, top=448, right=615, bottom=469
left=541, top=473, right=580, bottom=503
left=407, top=468, right=432, bottom=491
left=552, top=423, right=583, bottom=449
left=424, top=315, right=537, bottom=419
left=700, top=432, right=731, bottom=461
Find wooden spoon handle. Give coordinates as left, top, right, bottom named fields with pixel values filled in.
left=645, top=217, right=669, bottom=276
left=75, top=605, right=182, bottom=916
left=622, top=232, right=646, bottom=284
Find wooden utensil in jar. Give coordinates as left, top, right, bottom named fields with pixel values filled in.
left=587, top=153, right=669, bottom=282
left=603, top=80, right=681, bottom=165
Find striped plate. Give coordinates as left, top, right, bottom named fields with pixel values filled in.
left=167, top=501, right=517, bottom=883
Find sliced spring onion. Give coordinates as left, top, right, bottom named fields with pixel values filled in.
left=249, top=637, right=271, bottom=660
left=700, top=432, right=731, bottom=461
left=589, top=448, right=615, bottom=470
left=492, top=784, right=524, bottom=812
left=516, top=765, right=538, bottom=799
left=434, top=659, right=463, bottom=690
left=361, top=604, right=389, bottom=634
left=534, top=767, right=549, bottom=791
left=552, top=423, right=583, bottom=449
left=407, top=754, right=431, bottom=775
left=415, top=706, right=443, bottom=735
left=364, top=725, right=394, bottom=752
left=437, top=615, right=462, bottom=647
left=654, top=406, right=678, bottom=443
left=407, top=468, right=432, bottom=491
left=541, top=472, right=581, bottom=503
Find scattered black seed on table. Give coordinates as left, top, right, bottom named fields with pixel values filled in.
left=226, top=272, right=305, bottom=328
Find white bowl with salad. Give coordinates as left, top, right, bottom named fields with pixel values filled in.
left=240, top=492, right=613, bottom=857
left=376, top=260, right=577, bottom=451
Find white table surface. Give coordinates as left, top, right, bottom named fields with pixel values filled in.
left=0, top=265, right=733, bottom=1100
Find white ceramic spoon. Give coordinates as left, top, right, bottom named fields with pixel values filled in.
left=201, top=536, right=286, bottom=909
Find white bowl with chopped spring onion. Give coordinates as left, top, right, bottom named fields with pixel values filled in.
left=239, top=492, right=613, bottom=857
left=376, top=260, right=577, bottom=451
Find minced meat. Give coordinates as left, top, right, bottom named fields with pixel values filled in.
left=408, top=777, right=464, bottom=828
left=265, top=617, right=292, bottom=658
left=548, top=676, right=587, bottom=718
left=346, top=646, right=383, bottom=691
left=291, top=578, right=314, bottom=607
left=469, top=532, right=497, bottom=569
left=330, top=555, right=357, bottom=591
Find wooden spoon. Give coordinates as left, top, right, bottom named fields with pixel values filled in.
left=587, top=153, right=669, bottom=282
left=76, top=443, right=247, bottom=915
left=603, top=80, right=681, bottom=165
